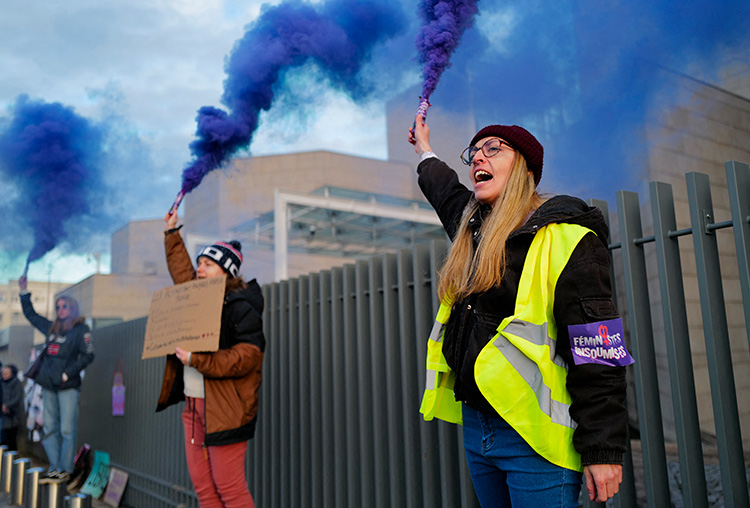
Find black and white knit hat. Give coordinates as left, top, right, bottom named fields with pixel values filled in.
left=196, top=241, right=243, bottom=277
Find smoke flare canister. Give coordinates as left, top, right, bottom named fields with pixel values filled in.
left=168, top=190, right=185, bottom=216
left=410, top=97, right=431, bottom=135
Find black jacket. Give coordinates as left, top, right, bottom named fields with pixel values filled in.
left=1, top=377, right=24, bottom=429
left=418, top=156, right=628, bottom=466
left=20, top=293, right=95, bottom=391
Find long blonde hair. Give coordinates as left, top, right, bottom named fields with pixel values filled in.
left=437, top=153, right=545, bottom=301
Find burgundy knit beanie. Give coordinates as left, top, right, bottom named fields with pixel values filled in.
left=470, top=125, right=544, bottom=186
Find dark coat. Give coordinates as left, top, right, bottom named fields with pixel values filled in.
left=20, top=294, right=95, bottom=391
left=156, top=230, right=266, bottom=446
left=1, top=377, right=24, bottom=429
left=417, top=156, right=628, bottom=466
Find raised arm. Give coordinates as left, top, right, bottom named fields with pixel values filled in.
left=408, top=113, right=434, bottom=156
left=163, top=211, right=196, bottom=284
left=18, top=276, right=54, bottom=335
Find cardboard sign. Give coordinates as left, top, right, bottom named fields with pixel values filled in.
left=103, top=467, right=129, bottom=507
left=142, top=275, right=226, bottom=359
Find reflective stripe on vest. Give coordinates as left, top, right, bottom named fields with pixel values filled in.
left=420, top=300, right=462, bottom=423
left=420, top=222, right=592, bottom=471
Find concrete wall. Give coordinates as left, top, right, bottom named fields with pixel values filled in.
left=111, top=220, right=170, bottom=277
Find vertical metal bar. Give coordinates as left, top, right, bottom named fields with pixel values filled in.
left=398, top=248, right=422, bottom=508
left=368, top=256, right=391, bottom=508
left=296, top=275, right=311, bottom=506
left=278, top=280, right=290, bottom=508
left=650, top=182, right=708, bottom=508
left=343, top=264, right=361, bottom=508
left=382, top=253, right=406, bottom=507
left=330, top=267, right=348, bottom=507
left=617, top=190, right=671, bottom=508
left=413, top=243, right=440, bottom=507
left=309, top=275, right=323, bottom=506
left=307, top=273, right=323, bottom=508
left=257, top=284, right=274, bottom=506
left=319, top=271, right=335, bottom=508
left=287, top=279, right=300, bottom=508
left=686, top=172, right=750, bottom=508
left=268, top=283, right=281, bottom=508
left=725, top=161, right=750, bottom=349
left=355, top=259, right=375, bottom=508
left=589, top=198, right=637, bottom=508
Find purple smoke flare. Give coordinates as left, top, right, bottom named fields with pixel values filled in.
left=0, top=95, right=105, bottom=273
left=415, top=0, right=479, bottom=101
left=174, top=0, right=404, bottom=210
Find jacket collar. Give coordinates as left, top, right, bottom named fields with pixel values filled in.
left=468, top=195, right=610, bottom=247
left=512, top=195, right=609, bottom=242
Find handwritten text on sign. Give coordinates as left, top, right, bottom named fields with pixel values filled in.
left=142, top=275, right=225, bottom=359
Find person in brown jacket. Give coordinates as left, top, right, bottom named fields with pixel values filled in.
left=157, top=211, right=265, bottom=508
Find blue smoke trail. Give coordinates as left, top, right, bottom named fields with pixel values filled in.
left=0, top=95, right=105, bottom=274
left=175, top=0, right=405, bottom=209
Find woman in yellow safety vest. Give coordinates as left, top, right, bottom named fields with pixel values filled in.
left=408, top=114, right=633, bottom=507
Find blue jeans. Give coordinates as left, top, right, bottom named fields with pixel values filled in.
left=462, top=404, right=582, bottom=508
left=42, top=388, right=80, bottom=473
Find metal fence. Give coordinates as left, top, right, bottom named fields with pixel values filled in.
left=76, top=162, right=750, bottom=507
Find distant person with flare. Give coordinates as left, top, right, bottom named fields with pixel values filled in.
left=408, top=115, right=632, bottom=506
left=156, top=212, right=265, bottom=508
left=18, top=276, right=95, bottom=480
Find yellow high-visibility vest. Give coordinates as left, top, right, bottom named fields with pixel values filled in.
left=420, top=222, right=593, bottom=472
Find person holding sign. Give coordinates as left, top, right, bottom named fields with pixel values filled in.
left=156, top=212, right=265, bottom=508
left=408, top=116, right=633, bottom=507
left=18, top=277, right=95, bottom=480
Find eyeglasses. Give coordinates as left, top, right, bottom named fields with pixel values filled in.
left=460, top=138, right=513, bottom=165
left=56, top=303, right=68, bottom=310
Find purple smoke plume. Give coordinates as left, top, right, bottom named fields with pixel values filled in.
left=0, top=95, right=105, bottom=274
left=415, top=0, right=479, bottom=101
left=174, top=0, right=404, bottom=208
left=415, top=0, right=750, bottom=199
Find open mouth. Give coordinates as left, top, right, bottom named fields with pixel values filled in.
left=474, top=170, right=493, bottom=183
